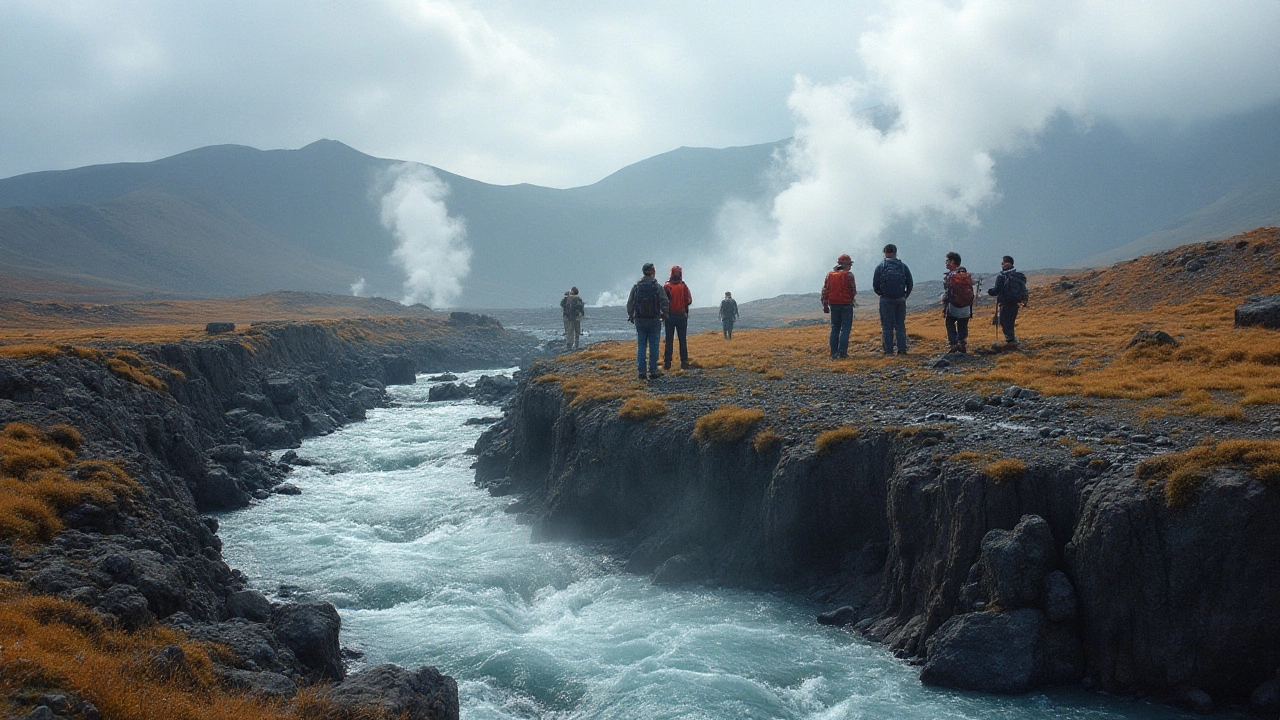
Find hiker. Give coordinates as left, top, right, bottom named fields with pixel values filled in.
left=872, top=244, right=913, bottom=355
left=821, top=254, right=857, bottom=359
left=942, top=252, right=975, bottom=354
left=559, top=286, right=586, bottom=350
left=988, top=255, right=1028, bottom=345
left=663, top=265, right=693, bottom=370
left=627, top=263, right=669, bottom=380
left=719, top=291, right=739, bottom=340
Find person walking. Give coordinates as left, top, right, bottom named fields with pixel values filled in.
left=662, top=265, right=693, bottom=370
left=941, top=253, right=975, bottom=354
left=821, top=254, right=857, bottom=359
left=872, top=244, right=913, bottom=355
left=627, top=263, right=669, bottom=380
left=559, top=286, right=586, bottom=350
left=719, top=291, right=739, bottom=340
left=987, top=255, right=1027, bottom=346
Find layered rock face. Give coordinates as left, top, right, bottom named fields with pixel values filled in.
left=0, top=316, right=536, bottom=716
left=476, top=368, right=1280, bottom=707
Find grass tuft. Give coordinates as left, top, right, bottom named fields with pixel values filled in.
left=1135, top=439, right=1280, bottom=507
left=981, top=458, right=1028, bottom=483
left=753, top=428, right=783, bottom=454
left=815, top=426, right=860, bottom=454
left=618, top=397, right=667, bottom=422
left=694, top=406, right=765, bottom=444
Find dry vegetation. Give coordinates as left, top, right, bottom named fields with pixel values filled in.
left=815, top=426, right=861, bottom=454
left=618, top=396, right=668, bottom=422
left=981, top=458, right=1028, bottom=483
left=693, top=406, right=765, bottom=444
left=1136, top=439, right=1280, bottom=508
left=753, top=428, right=783, bottom=454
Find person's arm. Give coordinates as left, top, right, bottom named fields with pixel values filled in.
left=904, top=264, right=914, bottom=298
left=684, top=285, right=692, bottom=309
left=988, top=274, right=1002, bottom=297
left=626, top=284, right=637, bottom=321
left=847, top=273, right=857, bottom=299
left=872, top=265, right=883, bottom=296
left=660, top=286, right=671, bottom=316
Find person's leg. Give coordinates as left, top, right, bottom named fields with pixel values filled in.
left=1001, top=303, right=1019, bottom=342
left=946, top=313, right=958, bottom=350
left=573, top=318, right=582, bottom=348
left=647, top=324, right=661, bottom=375
left=957, top=316, right=969, bottom=352
left=676, top=315, right=689, bottom=366
left=834, top=305, right=853, bottom=357
left=829, top=311, right=840, bottom=358
left=879, top=298, right=894, bottom=354
left=636, top=324, right=647, bottom=378
left=893, top=300, right=908, bottom=354
left=663, top=318, right=675, bottom=369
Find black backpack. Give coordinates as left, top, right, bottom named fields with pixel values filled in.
left=634, top=280, right=661, bottom=319
left=1005, top=271, right=1029, bottom=305
left=880, top=260, right=907, bottom=299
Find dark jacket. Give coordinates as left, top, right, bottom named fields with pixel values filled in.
left=988, top=267, right=1021, bottom=304
left=626, top=276, right=670, bottom=321
left=719, top=297, right=739, bottom=321
left=560, top=294, right=585, bottom=319
left=872, top=257, right=913, bottom=299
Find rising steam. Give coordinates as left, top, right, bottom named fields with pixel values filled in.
left=378, top=163, right=471, bottom=307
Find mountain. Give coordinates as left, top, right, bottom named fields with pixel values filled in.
left=0, top=102, right=1276, bottom=307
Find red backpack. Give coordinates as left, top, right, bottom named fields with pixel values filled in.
left=947, top=271, right=974, bottom=307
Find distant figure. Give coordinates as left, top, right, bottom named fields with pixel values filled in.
left=627, top=263, right=669, bottom=380
left=821, top=254, right=857, bottom=359
left=719, top=291, right=739, bottom=340
left=988, top=255, right=1028, bottom=346
left=872, top=243, right=914, bottom=355
left=663, top=265, right=693, bottom=370
left=560, top=286, right=586, bottom=350
left=941, top=252, right=975, bottom=354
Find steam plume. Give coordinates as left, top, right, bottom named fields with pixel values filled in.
left=378, top=163, right=471, bottom=307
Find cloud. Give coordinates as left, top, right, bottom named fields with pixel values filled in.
left=697, top=0, right=1280, bottom=301
left=377, top=163, right=471, bottom=307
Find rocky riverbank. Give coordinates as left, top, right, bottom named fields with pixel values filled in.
left=472, top=344, right=1280, bottom=714
left=0, top=313, right=538, bottom=720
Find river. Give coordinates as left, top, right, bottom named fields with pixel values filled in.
left=219, top=369, right=1208, bottom=719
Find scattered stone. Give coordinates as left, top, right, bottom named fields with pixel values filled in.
left=19, top=706, right=54, bottom=720
left=964, top=397, right=985, bottom=412
left=1129, top=434, right=1151, bottom=444
left=1038, top=427, right=1053, bottom=438
left=271, top=483, right=302, bottom=495
left=36, top=695, right=71, bottom=715
left=817, top=606, right=858, bottom=626
left=1185, top=259, right=1205, bottom=272
left=205, top=321, right=236, bottom=334
left=1235, top=294, right=1280, bottom=329
left=931, top=358, right=952, bottom=368
left=252, top=489, right=271, bottom=500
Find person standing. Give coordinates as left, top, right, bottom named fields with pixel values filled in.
left=627, top=263, right=669, bottom=380
left=988, top=255, right=1027, bottom=346
left=559, top=286, right=586, bottom=350
left=872, top=244, right=913, bottom=355
left=662, top=265, right=693, bottom=370
left=718, top=291, right=739, bottom=340
left=821, top=254, right=857, bottom=359
left=941, top=253, right=974, bottom=354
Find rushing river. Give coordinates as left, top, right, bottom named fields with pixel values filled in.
left=219, top=369, right=1207, bottom=720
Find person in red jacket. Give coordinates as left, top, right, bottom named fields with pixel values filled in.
left=663, top=265, right=694, bottom=370
left=821, top=254, right=857, bottom=359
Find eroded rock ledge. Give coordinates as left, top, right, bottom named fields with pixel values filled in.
left=474, top=361, right=1280, bottom=711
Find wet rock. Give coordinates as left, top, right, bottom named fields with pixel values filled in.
left=1175, top=686, right=1214, bottom=713
left=464, top=416, right=503, bottom=426
left=921, top=608, right=1045, bottom=693
left=471, top=374, right=518, bottom=404
left=271, top=483, right=301, bottom=495
left=272, top=601, right=344, bottom=680
left=652, top=551, right=709, bottom=585
left=428, top=383, right=470, bottom=402
left=191, top=465, right=249, bottom=511
left=381, top=355, right=417, bottom=385
left=817, top=606, right=858, bottom=626
left=428, top=373, right=458, bottom=382
left=1235, top=293, right=1280, bottom=329
left=349, top=384, right=384, bottom=410
left=227, top=589, right=273, bottom=622
left=977, top=515, right=1055, bottom=609
left=328, top=664, right=460, bottom=720
left=1251, top=677, right=1280, bottom=714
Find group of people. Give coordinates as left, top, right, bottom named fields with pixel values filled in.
left=564, top=248, right=1027, bottom=380
left=823, top=244, right=1028, bottom=358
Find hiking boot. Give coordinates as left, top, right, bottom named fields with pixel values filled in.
left=959, top=341, right=967, bottom=354
left=638, top=373, right=647, bottom=381
left=648, top=371, right=665, bottom=380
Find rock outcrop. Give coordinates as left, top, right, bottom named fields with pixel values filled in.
left=1235, top=293, right=1280, bottom=329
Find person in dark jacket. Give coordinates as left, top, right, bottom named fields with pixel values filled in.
left=662, top=265, right=693, bottom=370
left=559, top=286, right=586, bottom=350
left=821, top=254, right=857, bottom=358
left=872, top=244, right=913, bottom=355
left=987, top=255, right=1023, bottom=345
left=719, top=291, right=739, bottom=340
left=627, top=263, right=670, bottom=380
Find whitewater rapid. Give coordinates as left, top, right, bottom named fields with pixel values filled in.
left=219, top=370, right=1205, bottom=719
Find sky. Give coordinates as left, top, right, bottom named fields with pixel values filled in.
left=4, top=0, right=1280, bottom=303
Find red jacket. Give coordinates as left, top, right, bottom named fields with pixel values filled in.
left=665, top=280, right=692, bottom=314
left=822, top=270, right=856, bottom=305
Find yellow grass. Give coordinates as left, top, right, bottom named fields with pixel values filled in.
left=815, top=426, right=860, bottom=454
left=618, top=396, right=667, bottom=422
left=981, top=458, right=1027, bottom=483
left=753, top=428, right=783, bottom=454
left=1135, top=439, right=1280, bottom=508
left=694, top=406, right=765, bottom=444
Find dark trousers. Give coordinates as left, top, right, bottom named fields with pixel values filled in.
left=828, top=304, right=853, bottom=358
left=999, top=302, right=1019, bottom=342
left=722, top=320, right=734, bottom=340
left=945, top=312, right=970, bottom=348
left=664, top=313, right=689, bottom=367
left=635, top=318, right=661, bottom=376
left=879, top=297, right=908, bottom=354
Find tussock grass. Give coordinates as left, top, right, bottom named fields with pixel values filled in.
left=1136, top=439, right=1280, bottom=508
left=694, top=406, right=765, bottom=444
left=981, top=458, right=1027, bottom=483
left=815, top=426, right=860, bottom=454
left=753, top=428, right=782, bottom=454
left=0, top=423, right=139, bottom=544
left=618, top=397, right=667, bottom=422
left=0, top=344, right=62, bottom=360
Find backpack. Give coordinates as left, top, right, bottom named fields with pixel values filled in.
left=568, top=295, right=585, bottom=319
left=947, top=271, right=974, bottom=307
left=880, top=260, right=907, bottom=299
left=634, top=280, right=662, bottom=319
left=1005, top=271, right=1029, bottom=305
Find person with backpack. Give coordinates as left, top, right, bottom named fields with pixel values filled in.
left=872, top=244, right=913, bottom=355
left=941, top=252, right=974, bottom=354
left=662, top=265, right=693, bottom=370
left=627, top=263, right=670, bottom=380
left=987, top=255, right=1027, bottom=346
left=719, top=291, right=739, bottom=340
left=821, top=254, right=857, bottom=359
left=559, top=286, right=586, bottom=351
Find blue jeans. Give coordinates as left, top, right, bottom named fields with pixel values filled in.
left=879, top=297, right=908, bottom=354
left=635, top=318, right=662, bottom=376
left=828, top=304, right=853, bottom=357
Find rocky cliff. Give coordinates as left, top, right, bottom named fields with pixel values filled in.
left=474, top=360, right=1280, bottom=711
left=0, top=313, right=536, bottom=719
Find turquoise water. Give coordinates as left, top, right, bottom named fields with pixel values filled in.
left=219, top=370, right=1206, bottom=719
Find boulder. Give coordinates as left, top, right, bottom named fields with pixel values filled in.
left=1251, top=677, right=1280, bottom=715
left=471, top=374, right=517, bottom=404
left=921, top=609, right=1045, bottom=693
left=1235, top=293, right=1280, bottom=329
left=96, top=584, right=154, bottom=630
left=191, top=465, right=249, bottom=511
left=271, top=602, right=344, bottom=680
left=977, top=515, right=1055, bottom=609
left=271, top=483, right=302, bottom=496
left=217, top=667, right=298, bottom=698
left=381, top=355, right=418, bottom=385
left=349, top=384, right=384, bottom=409
left=227, top=589, right=273, bottom=622
left=652, top=551, right=709, bottom=585
left=262, top=378, right=300, bottom=405
left=209, top=444, right=248, bottom=463
left=428, top=383, right=471, bottom=402
left=817, top=606, right=859, bottom=627
left=1126, top=329, right=1179, bottom=348
left=187, top=619, right=295, bottom=674
left=205, top=322, right=236, bottom=334
left=328, top=664, right=460, bottom=720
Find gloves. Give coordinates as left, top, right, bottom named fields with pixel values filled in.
left=628, top=316, right=634, bottom=324
left=823, top=303, right=830, bottom=314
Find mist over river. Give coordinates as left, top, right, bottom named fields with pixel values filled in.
left=218, top=370, right=1211, bottom=719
